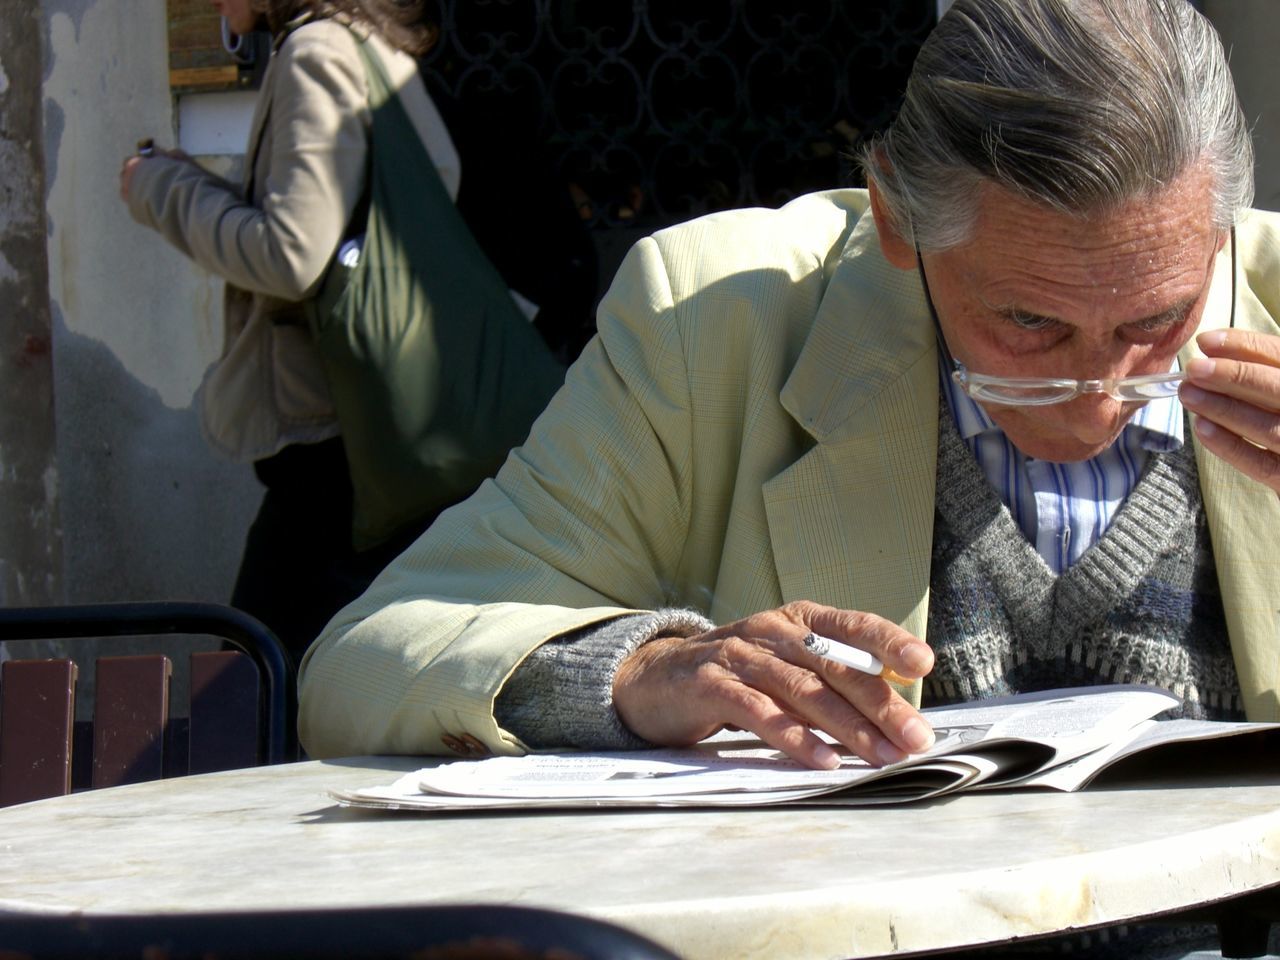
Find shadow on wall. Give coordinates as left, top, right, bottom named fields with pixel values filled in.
left=52, top=316, right=261, bottom=608
left=21, top=317, right=267, bottom=716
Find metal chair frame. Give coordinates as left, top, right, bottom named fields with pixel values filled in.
left=0, top=601, right=296, bottom=771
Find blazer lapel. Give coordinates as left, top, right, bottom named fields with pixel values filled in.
left=1187, top=233, right=1280, bottom=721
left=243, top=13, right=323, bottom=197
left=1197, top=448, right=1280, bottom=720
left=763, top=215, right=939, bottom=641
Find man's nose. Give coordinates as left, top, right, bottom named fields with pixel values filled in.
left=1065, top=394, right=1130, bottom=444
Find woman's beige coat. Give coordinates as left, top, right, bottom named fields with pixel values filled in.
left=128, top=16, right=457, bottom=461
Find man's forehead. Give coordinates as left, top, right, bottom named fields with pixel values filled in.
left=960, top=172, right=1221, bottom=289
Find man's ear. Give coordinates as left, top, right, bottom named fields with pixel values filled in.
left=867, top=177, right=917, bottom=270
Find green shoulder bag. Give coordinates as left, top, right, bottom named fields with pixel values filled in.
left=308, top=37, right=567, bottom=550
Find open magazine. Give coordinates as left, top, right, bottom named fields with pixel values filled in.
left=331, top=685, right=1280, bottom=811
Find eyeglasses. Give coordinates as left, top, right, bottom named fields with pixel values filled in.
left=951, top=369, right=1188, bottom=406
left=917, top=228, right=1237, bottom=408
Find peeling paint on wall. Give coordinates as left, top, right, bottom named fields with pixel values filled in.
left=43, top=3, right=223, bottom=405
left=0, top=123, right=39, bottom=229
left=0, top=0, right=63, bottom=606
left=33, top=0, right=260, bottom=617
left=42, top=0, right=93, bottom=39
left=40, top=98, right=65, bottom=216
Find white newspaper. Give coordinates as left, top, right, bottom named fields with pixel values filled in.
left=331, top=685, right=1280, bottom=811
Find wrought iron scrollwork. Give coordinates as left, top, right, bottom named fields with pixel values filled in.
left=421, top=0, right=933, bottom=234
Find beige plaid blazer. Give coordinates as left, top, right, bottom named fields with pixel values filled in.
left=299, top=190, right=1280, bottom=759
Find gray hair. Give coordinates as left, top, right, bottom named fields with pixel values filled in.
left=861, top=0, right=1254, bottom=251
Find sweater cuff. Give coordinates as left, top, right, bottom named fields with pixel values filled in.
left=494, top=608, right=714, bottom=751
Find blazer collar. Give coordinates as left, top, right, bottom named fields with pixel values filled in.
left=1184, top=229, right=1280, bottom=721
left=765, top=206, right=939, bottom=645
left=779, top=206, right=935, bottom=443
left=241, top=58, right=279, bottom=195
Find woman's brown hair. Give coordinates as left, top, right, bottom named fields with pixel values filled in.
left=255, top=0, right=438, bottom=56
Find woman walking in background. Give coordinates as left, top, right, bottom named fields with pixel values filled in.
left=119, top=0, right=460, bottom=664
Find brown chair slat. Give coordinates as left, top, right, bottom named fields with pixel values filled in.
left=71, top=720, right=95, bottom=791
left=188, top=651, right=259, bottom=774
left=0, top=659, right=77, bottom=806
left=92, top=655, right=171, bottom=789
left=0, top=603, right=295, bottom=766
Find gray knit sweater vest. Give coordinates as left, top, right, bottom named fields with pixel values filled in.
left=926, top=405, right=1242, bottom=720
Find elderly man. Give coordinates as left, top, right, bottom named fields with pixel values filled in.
left=299, top=0, right=1278, bottom=782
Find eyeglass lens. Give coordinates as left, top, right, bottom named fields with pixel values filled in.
left=958, top=370, right=1187, bottom=406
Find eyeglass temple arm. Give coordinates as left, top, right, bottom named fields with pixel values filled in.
left=915, top=247, right=960, bottom=369
left=1229, top=225, right=1237, bottom=330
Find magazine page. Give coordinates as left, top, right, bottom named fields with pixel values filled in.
left=330, top=756, right=992, bottom=811
left=406, top=687, right=1177, bottom=801
left=916, top=684, right=1181, bottom=787
left=414, top=748, right=857, bottom=800
left=328, top=686, right=1191, bottom=811
left=1013, top=717, right=1280, bottom=792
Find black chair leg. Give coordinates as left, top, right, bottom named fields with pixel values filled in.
left=1218, top=917, right=1273, bottom=958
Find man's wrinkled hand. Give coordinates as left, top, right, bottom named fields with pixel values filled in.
left=1182, top=329, right=1280, bottom=496
left=612, top=600, right=935, bottom=770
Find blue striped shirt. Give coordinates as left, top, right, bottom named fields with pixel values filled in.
left=940, top=367, right=1185, bottom=574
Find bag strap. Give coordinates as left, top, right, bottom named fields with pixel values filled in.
left=340, top=30, right=444, bottom=243
left=346, top=25, right=550, bottom=337
left=351, top=32, right=396, bottom=117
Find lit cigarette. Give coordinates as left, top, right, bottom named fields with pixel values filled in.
left=803, top=632, right=912, bottom=686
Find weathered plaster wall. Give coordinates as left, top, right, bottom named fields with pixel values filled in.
left=0, top=0, right=61, bottom=615
left=40, top=0, right=260, bottom=611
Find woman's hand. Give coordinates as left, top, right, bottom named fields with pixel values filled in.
left=1182, top=329, right=1280, bottom=495
left=118, top=154, right=145, bottom=202
left=119, top=146, right=198, bottom=203
left=612, top=600, right=935, bottom=770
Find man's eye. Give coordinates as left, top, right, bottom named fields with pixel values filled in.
left=1006, top=312, right=1056, bottom=331
left=1128, top=313, right=1182, bottom=334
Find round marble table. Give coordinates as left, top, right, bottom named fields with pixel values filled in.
left=1, top=756, right=1278, bottom=959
